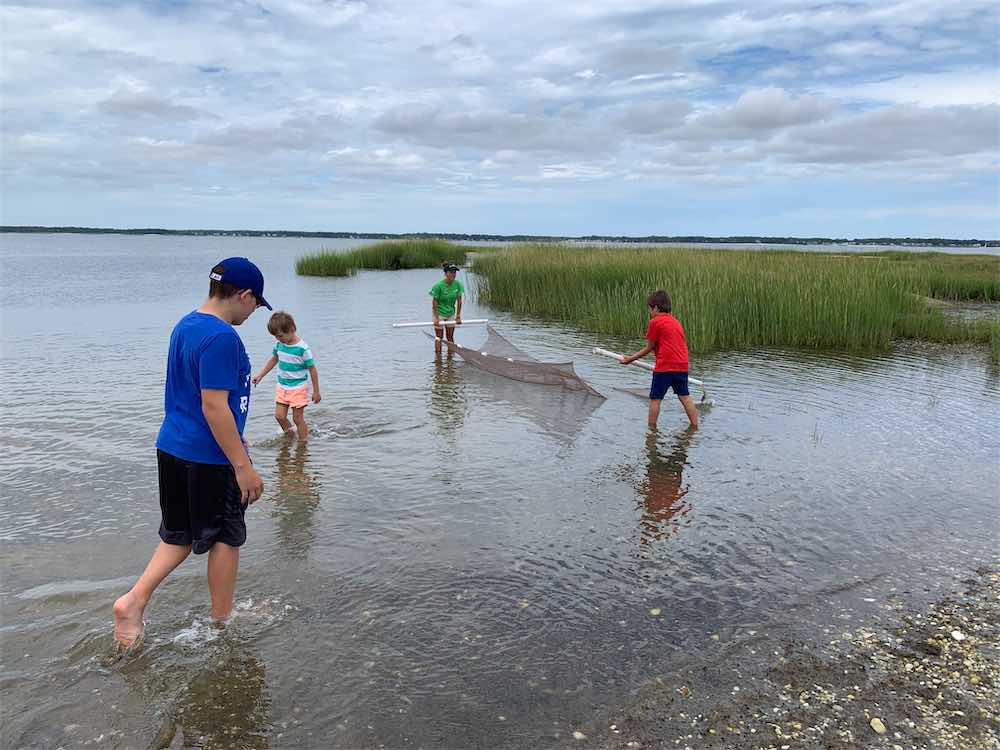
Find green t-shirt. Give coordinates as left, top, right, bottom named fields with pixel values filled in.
left=429, top=278, right=464, bottom=318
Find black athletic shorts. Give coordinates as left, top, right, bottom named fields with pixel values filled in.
left=157, top=449, right=247, bottom=554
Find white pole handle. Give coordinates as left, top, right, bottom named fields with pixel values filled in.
left=593, top=347, right=704, bottom=386
left=392, top=319, right=489, bottom=328
left=594, top=347, right=653, bottom=371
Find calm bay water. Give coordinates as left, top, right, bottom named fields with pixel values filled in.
left=1, top=234, right=998, bottom=748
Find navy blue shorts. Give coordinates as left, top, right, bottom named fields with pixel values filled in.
left=157, top=449, right=247, bottom=554
left=649, top=371, right=690, bottom=400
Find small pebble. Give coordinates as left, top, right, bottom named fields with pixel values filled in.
left=870, top=717, right=887, bottom=734
left=572, top=730, right=586, bottom=740
left=649, top=608, right=661, bottom=616
left=951, top=630, right=966, bottom=641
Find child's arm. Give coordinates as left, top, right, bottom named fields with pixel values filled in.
left=202, top=389, right=263, bottom=504
left=431, top=297, right=440, bottom=326
left=455, top=294, right=463, bottom=324
left=621, top=343, right=655, bottom=364
left=309, top=365, right=321, bottom=403
left=252, top=354, right=278, bottom=385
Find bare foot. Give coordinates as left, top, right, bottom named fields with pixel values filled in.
left=113, top=591, right=146, bottom=648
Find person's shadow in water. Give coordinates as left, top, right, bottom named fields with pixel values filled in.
left=142, top=642, right=270, bottom=750
left=270, top=440, right=321, bottom=560
left=636, top=428, right=695, bottom=548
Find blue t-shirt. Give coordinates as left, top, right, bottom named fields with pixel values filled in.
left=156, top=311, right=252, bottom=465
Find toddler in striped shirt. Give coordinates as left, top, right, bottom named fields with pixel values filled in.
left=253, top=311, right=321, bottom=440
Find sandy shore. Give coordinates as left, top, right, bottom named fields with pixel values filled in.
left=576, top=568, right=999, bottom=750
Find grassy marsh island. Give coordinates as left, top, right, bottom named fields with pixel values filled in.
left=296, top=238, right=469, bottom=277
left=472, top=244, right=1000, bottom=358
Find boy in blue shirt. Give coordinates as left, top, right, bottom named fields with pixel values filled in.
left=113, top=258, right=270, bottom=648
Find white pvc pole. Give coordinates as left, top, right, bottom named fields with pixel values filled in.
left=392, top=319, right=489, bottom=328
left=592, top=347, right=704, bottom=386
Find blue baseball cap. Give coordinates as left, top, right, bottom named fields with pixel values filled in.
left=210, top=257, right=272, bottom=310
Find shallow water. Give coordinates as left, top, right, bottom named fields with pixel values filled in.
left=1, top=234, right=998, bottom=748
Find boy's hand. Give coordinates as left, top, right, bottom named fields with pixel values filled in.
left=455, top=316, right=462, bottom=325
left=234, top=463, right=264, bottom=505
left=620, top=355, right=631, bottom=365
left=312, top=391, right=322, bottom=404
left=433, top=316, right=440, bottom=327
left=252, top=374, right=262, bottom=386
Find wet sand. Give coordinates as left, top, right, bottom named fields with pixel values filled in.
left=583, top=568, right=999, bottom=750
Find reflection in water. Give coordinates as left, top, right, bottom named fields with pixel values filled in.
left=142, top=642, right=270, bottom=750
left=460, top=364, right=604, bottom=449
left=428, top=351, right=468, bottom=449
left=636, top=429, right=695, bottom=547
left=271, top=441, right=321, bottom=559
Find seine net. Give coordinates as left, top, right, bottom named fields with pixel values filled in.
left=428, top=326, right=605, bottom=398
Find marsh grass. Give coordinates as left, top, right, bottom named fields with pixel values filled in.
left=473, top=244, right=1000, bottom=354
left=296, top=250, right=356, bottom=277
left=880, top=251, right=1000, bottom=301
left=297, top=239, right=469, bottom=276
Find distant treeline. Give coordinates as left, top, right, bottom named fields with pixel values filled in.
left=1, top=226, right=995, bottom=247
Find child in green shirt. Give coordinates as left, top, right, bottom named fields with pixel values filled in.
left=429, top=262, right=464, bottom=354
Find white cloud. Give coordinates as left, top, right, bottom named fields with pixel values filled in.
left=824, top=39, right=903, bottom=59
left=617, top=99, right=692, bottom=134
left=12, top=133, right=66, bottom=149
left=325, top=146, right=426, bottom=170
left=515, top=163, right=615, bottom=182
left=826, top=70, right=1000, bottom=107
left=2, top=0, right=998, bottom=235
left=419, top=33, right=495, bottom=77
left=686, top=88, right=834, bottom=139
left=99, top=88, right=209, bottom=121
left=766, top=104, right=999, bottom=164
left=374, top=105, right=613, bottom=154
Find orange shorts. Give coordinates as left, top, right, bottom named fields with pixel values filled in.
left=275, top=385, right=310, bottom=408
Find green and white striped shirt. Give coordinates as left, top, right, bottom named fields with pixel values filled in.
left=273, top=339, right=315, bottom=389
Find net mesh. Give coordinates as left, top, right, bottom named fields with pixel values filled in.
left=428, top=326, right=605, bottom=398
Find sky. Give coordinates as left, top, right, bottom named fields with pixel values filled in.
left=1, top=0, right=998, bottom=237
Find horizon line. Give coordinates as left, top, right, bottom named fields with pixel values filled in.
left=1, top=225, right=995, bottom=245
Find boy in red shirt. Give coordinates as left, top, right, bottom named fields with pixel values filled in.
left=621, top=290, right=699, bottom=429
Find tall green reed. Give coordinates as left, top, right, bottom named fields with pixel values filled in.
left=474, top=244, right=997, bottom=353
left=297, top=239, right=468, bottom=277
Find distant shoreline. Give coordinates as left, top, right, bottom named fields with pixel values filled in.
left=1, top=225, right=996, bottom=248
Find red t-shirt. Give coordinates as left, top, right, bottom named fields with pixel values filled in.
left=645, top=314, right=689, bottom=372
